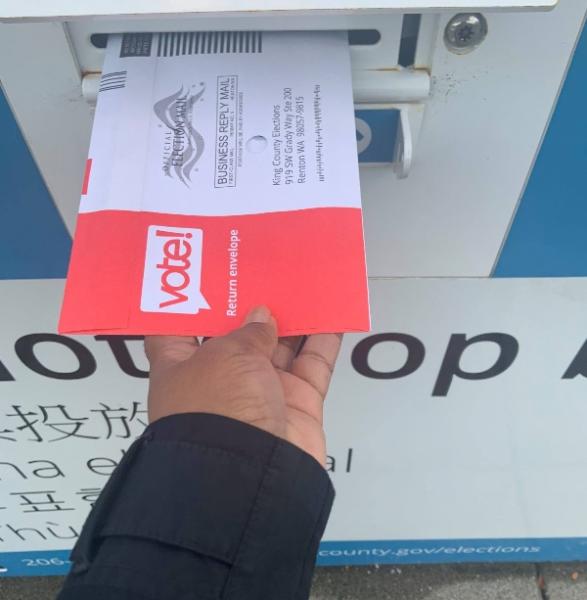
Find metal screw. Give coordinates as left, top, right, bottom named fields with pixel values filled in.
left=444, top=13, right=488, bottom=54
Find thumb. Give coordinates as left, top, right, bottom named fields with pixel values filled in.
left=145, top=335, right=199, bottom=372
left=227, top=306, right=278, bottom=359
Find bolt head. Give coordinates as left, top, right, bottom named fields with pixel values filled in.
left=444, top=13, right=488, bottom=54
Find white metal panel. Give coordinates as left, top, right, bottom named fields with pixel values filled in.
left=362, top=0, right=587, bottom=277
left=413, top=12, right=441, bottom=67
left=0, top=0, right=557, bottom=22
left=0, top=22, right=93, bottom=236
left=67, top=14, right=404, bottom=72
left=0, top=2, right=582, bottom=276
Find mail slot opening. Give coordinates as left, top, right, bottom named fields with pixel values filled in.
left=398, top=14, right=421, bottom=67
left=90, top=33, right=108, bottom=49
left=348, top=29, right=381, bottom=46
left=90, top=30, right=382, bottom=50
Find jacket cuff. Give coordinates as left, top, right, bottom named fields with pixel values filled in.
left=70, top=413, right=334, bottom=597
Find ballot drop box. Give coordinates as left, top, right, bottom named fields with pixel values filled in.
left=2, top=0, right=587, bottom=576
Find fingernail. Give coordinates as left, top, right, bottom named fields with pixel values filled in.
left=245, top=306, right=271, bottom=324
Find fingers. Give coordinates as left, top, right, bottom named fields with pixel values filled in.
left=226, top=306, right=278, bottom=359
left=144, top=336, right=200, bottom=371
left=291, top=333, right=343, bottom=398
left=272, top=336, right=304, bottom=371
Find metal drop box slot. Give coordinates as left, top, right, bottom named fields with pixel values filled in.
left=0, top=0, right=556, bottom=174
left=2, top=0, right=578, bottom=281
left=74, top=19, right=431, bottom=177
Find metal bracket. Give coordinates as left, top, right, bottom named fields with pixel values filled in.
left=395, top=104, right=425, bottom=178
left=82, top=68, right=431, bottom=106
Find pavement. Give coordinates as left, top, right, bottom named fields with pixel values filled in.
left=1, top=563, right=585, bottom=599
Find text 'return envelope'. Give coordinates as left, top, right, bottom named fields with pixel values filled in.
left=59, top=31, right=370, bottom=336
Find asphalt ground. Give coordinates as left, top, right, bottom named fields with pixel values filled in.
left=1, top=563, right=586, bottom=599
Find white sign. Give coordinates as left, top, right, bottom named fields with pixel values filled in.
left=2, top=277, right=587, bottom=576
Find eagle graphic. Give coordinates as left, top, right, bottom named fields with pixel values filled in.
left=153, top=84, right=206, bottom=186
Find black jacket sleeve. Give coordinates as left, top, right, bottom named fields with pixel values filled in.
left=56, top=413, right=334, bottom=600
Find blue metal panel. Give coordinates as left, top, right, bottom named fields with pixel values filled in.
left=0, top=89, right=71, bottom=279
left=356, top=109, right=399, bottom=164
left=494, top=21, right=587, bottom=277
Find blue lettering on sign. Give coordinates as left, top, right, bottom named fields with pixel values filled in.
left=317, top=537, right=587, bottom=566
left=3, top=536, right=587, bottom=575
left=0, top=550, right=72, bottom=577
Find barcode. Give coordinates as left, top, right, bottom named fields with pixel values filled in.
left=120, top=33, right=153, bottom=57
left=156, top=32, right=263, bottom=57
left=99, top=71, right=127, bottom=93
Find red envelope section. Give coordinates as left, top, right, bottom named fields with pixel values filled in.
left=59, top=208, right=370, bottom=336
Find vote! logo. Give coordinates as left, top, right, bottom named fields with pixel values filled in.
left=141, top=225, right=210, bottom=314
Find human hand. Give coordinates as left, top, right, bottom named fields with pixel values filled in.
left=144, top=307, right=342, bottom=466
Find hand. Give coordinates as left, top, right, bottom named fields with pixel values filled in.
left=144, top=307, right=342, bottom=465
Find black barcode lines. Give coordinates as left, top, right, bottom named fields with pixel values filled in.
left=99, top=71, right=127, bottom=93
left=156, top=32, right=263, bottom=57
